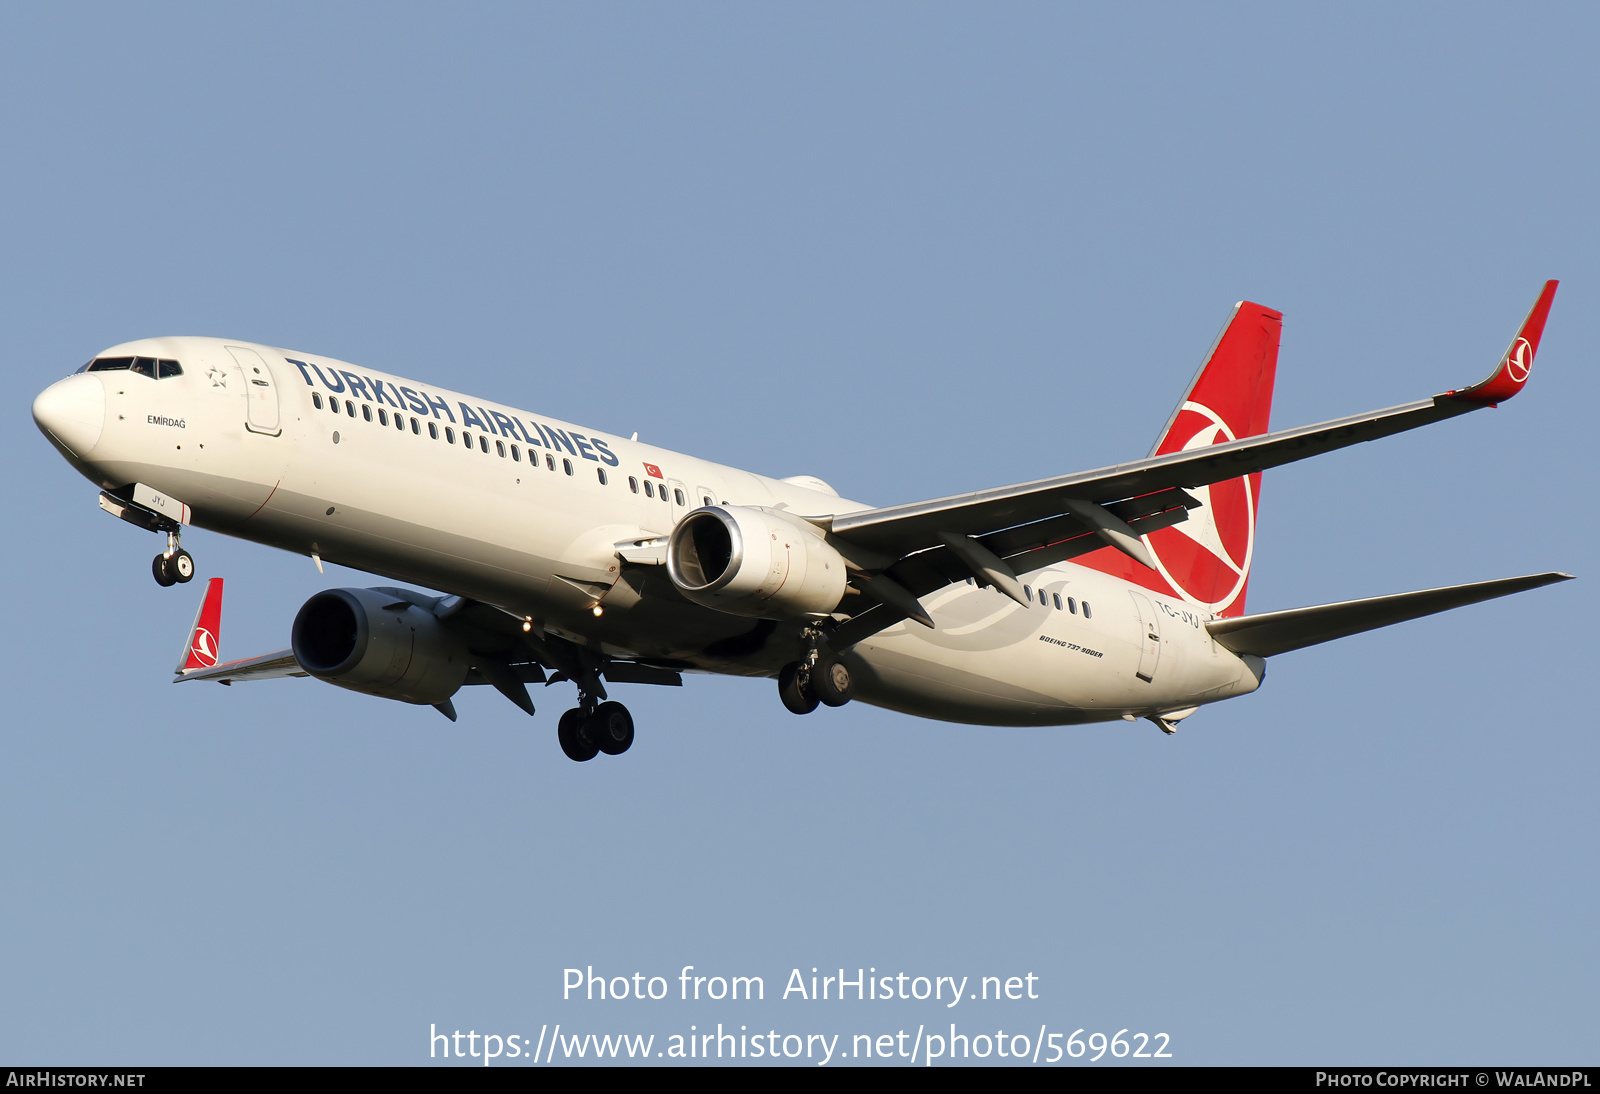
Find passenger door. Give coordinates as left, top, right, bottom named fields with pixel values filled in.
left=225, top=346, right=282, bottom=436
left=1128, top=590, right=1163, bottom=684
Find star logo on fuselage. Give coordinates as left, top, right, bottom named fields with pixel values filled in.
left=207, top=366, right=228, bottom=388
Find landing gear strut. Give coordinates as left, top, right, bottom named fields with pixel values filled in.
left=556, top=692, right=635, bottom=762
left=777, top=628, right=854, bottom=714
left=152, top=531, right=194, bottom=587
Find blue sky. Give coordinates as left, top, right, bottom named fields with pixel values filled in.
left=2, top=2, right=1595, bottom=1065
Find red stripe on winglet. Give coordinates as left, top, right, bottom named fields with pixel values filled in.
left=182, top=578, right=224, bottom=671
left=1452, top=280, right=1558, bottom=405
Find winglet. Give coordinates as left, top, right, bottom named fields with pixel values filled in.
left=175, top=577, right=224, bottom=674
left=1446, top=280, right=1558, bottom=406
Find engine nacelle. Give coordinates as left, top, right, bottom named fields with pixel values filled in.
left=291, top=587, right=469, bottom=705
left=666, top=505, right=848, bottom=620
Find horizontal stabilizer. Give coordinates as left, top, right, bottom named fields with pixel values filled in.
left=1207, top=572, right=1573, bottom=658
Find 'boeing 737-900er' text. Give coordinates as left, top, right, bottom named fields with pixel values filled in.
left=32, top=283, right=1571, bottom=760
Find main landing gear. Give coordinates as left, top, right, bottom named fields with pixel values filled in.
left=778, top=636, right=855, bottom=715
left=152, top=531, right=195, bottom=587
left=557, top=698, right=635, bottom=762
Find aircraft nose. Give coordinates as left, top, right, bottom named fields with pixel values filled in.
left=33, top=373, right=106, bottom=459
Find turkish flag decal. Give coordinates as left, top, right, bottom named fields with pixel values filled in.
left=643, top=463, right=663, bottom=479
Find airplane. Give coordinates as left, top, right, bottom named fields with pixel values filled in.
left=31, top=282, right=1570, bottom=761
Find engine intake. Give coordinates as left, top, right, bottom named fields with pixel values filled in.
left=291, top=587, right=469, bottom=705
left=666, top=505, right=847, bottom=620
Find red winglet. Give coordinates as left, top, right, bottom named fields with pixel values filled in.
left=176, top=577, right=224, bottom=673
left=1448, top=280, right=1558, bottom=405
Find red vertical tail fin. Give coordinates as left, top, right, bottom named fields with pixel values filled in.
left=176, top=577, right=224, bottom=673
left=1079, top=301, right=1281, bottom=617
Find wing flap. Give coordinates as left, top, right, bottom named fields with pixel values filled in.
left=1206, top=572, right=1572, bottom=658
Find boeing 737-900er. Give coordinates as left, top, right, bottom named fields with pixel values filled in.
left=31, top=283, right=1571, bottom=761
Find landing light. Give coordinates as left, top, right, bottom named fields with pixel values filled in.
left=522, top=618, right=532, bottom=632
left=592, top=605, right=604, bottom=617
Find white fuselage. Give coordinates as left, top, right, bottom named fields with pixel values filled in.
left=37, top=336, right=1264, bottom=726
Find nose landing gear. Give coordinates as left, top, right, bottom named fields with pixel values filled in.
left=152, top=531, right=195, bottom=587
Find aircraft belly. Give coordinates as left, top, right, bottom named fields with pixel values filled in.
left=843, top=570, right=1262, bottom=726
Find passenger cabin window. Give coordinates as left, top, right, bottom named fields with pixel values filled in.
left=429, top=422, right=439, bottom=439
left=395, top=414, right=405, bottom=431
left=597, top=468, right=608, bottom=485
left=643, top=480, right=653, bottom=498
left=1083, top=602, right=1092, bottom=619
left=312, top=392, right=323, bottom=410
left=445, top=427, right=456, bottom=443
left=410, top=417, right=420, bottom=434
left=1039, top=588, right=1049, bottom=606
left=345, top=402, right=355, bottom=417
left=703, top=495, right=712, bottom=506
left=362, top=405, right=372, bottom=422
left=479, top=435, right=489, bottom=453
left=629, top=477, right=639, bottom=494
left=1068, top=597, right=1076, bottom=614
left=545, top=454, right=555, bottom=471
left=563, top=458, right=574, bottom=476
left=1053, top=593, right=1062, bottom=610
left=329, top=398, right=341, bottom=414
left=511, top=444, right=520, bottom=461
left=1023, top=585, right=1032, bottom=601
left=674, top=488, right=685, bottom=506
left=378, top=409, right=388, bottom=425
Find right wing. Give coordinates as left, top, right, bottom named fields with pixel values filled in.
left=824, top=281, right=1558, bottom=644
left=829, top=281, right=1558, bottom=558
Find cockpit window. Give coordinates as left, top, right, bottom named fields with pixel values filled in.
left=84, top=356, right=183, bottom=378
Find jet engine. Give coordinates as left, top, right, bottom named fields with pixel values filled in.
left=291, top=587, right=469, bottom=705
left=666, top=505, right=848, bottom=620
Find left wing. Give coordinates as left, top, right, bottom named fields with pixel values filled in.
left=172, top=576, right=306, bottom=683
left=177, top=649, right=305, bottom=684
left=170, top=580, right=681, bottom=703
